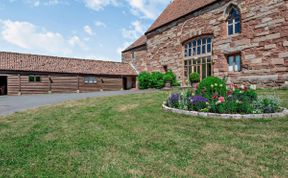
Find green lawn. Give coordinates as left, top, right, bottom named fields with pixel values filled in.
left=0, top=90, right=288, bottom=177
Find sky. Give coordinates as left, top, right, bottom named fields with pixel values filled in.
left=0, top=0, right=170, bottom=61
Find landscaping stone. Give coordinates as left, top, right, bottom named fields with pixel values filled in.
left=163, top=104, right=288, bottom=119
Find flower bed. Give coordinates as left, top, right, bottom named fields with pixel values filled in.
left=163, top=104, right=288, bottom=119
left=164, top=76, right=288, bottom=119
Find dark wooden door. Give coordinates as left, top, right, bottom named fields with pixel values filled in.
left=123, top=77, right=128, bottom=90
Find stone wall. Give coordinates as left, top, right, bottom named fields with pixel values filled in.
left=122, top=45, right=148, bottom=73
left=123, top=0, right=288, bottom=87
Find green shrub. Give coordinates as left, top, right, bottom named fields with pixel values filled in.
left=150, top=72, right=165, bottom=89
left=252, top=96, right=280, bottom=113
left=164, top=70, right=178, bottom=86
left=137, top=72, right=151, bottom=89
left=138, top=70, right=179, bottom=89
left=196, top=76, right=227, bottom=100
left=178, top=89, right=193, bottom=110
left=163, top=73, right=173, bottom=82
left=245, top=89, right=258, bottom=102
left=231, top=89, right=257, bottom=103
left=223, top=100, right=239, bottom=114
left=189, top=73, right=200, bottom=84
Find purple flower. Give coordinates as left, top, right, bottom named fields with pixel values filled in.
left=190, top=95, right=208, bottom=105
left=168, top=93, right=180, bottom=107
left=169, top=93, right=180, bottom=102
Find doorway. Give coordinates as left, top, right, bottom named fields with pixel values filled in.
left=123, top=77, right=128, bottom=90
left=0, top=76, right=7, bottom=95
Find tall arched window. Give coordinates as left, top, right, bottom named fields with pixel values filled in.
left=184, top=36, right=213, bottom=80
left=227, top=7, right=241, bottom=35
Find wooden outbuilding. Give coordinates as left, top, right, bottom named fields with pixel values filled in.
left=0, top=51, right=137, bottom=95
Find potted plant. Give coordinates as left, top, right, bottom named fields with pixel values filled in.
left=189, top=72, right=200, bottom=89
left=163, top=73, right=174, bottom=88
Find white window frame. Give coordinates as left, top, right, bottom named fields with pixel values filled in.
left=228, top=54, right=241, bottom=72
left=84, top=77, right=97, bottom=84
left=184, top=36, right=213, bottom=59
left=184, top=36, right=213, bottom=80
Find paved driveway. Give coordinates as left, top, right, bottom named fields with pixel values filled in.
left=0, top=90, right=153, bottom=116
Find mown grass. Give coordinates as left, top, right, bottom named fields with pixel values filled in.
left=0, top=90, right=287, bottom=177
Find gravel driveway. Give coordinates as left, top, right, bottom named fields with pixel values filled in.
left=0, top=90, right=153, bottom=116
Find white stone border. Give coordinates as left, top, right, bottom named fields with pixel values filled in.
left=163, top=103, right=288, bottom=119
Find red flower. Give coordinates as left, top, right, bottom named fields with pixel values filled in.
left=212, top=94, right=218, bottom=100
left=218, top=96, right=225, bottom=103
left=227, top=90, right=233, bottom=96
left=234, top=84, right=239, bottom=89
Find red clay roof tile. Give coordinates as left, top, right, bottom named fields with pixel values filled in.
left=0, top=51, right=137, bottom=76
left=147, top=0, right=217, bottom=33
left=123, top=35, right=146, bottom=52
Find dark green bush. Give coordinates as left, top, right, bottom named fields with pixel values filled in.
left=137, top=72, right=151, bottom=89
left=165, top=69, right=178, bottom=86
left=163, top=73, right=173, bottom=82
left=189, top=73, right=200, bottom=84
left=138, top=70, right=179, bottom=89
left=231, top=89, right=257, bottom=103
left=150, top=72, right=165, bottom=89
left=196, top=77, right=227, bottom=100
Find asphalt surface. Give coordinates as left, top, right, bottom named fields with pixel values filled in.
left=0, top=90, right=153, bottom=116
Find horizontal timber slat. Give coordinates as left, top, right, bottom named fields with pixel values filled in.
left=4, top=73, right=125, bottom=95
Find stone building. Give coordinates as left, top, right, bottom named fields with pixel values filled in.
left=122, top=0, right=288, bottom=87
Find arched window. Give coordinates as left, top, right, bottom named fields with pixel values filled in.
left=227, top=7, right=241, bottom=35
left=184, top=36, right=213, bottom=80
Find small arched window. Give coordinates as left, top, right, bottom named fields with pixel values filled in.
left=227, top=7, right=241, bottom=35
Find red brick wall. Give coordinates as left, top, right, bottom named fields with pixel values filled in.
left=123, top=0, right=288, bottom=87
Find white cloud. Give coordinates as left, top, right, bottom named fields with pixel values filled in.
left=0, top=20, right=87, bottom=55
left=95, top=21, right=106, bottom=28
left=122, top=20, right=146, bottom=40
left=118, top=20, right=146, bottom=55
left=83, top=0, right=118, bottom=11
left=23, top=0, right=62, bottom=7
left=126, top=0, right=168, bottom=19
left=82, top=0, right=167, bottom=20
left=69, top=35, right=86, bottom=49
left=117, top=41, right=131, bottom=55
left=83, top=25, right=94, bottom=36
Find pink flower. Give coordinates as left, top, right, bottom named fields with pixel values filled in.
left=218, top=96, right=225, bottom=103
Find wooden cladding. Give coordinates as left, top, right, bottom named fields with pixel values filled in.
left=7, top=73, right=124, bottom=95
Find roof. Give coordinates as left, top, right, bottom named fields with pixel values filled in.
left=146, top=0, right=218, bottom=33
left=0, top=51, right=137, bottom=76
left=123, top=35, right=146, bottom=52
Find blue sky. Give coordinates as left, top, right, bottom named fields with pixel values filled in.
left=0, top=0, right=169, bottom=61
